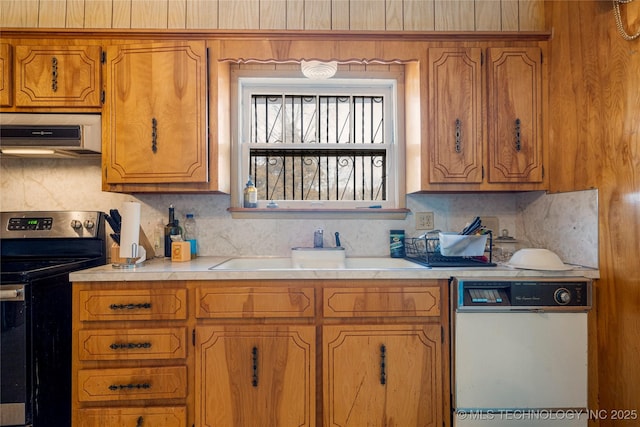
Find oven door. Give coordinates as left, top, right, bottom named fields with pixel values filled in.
left=0, top=283, right=29, bottom=427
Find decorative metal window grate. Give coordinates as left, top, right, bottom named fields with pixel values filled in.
left=248, top=94, right=388, bottom=202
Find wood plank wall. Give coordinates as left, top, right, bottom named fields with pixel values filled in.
left=546, top=2, right=640, bottom=425
left=0, top=0, right=544, bottom=31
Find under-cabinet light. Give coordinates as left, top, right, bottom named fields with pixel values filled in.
left=1, top=148, right=57, bottom=155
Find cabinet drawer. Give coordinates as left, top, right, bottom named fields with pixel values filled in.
left=323, top=287, right=440, bottom=318
left=78, top=289, right=187, bottom=321
left=77, top=366, right=187, bottom=402
left=196, top=286, right=315, bottom=318
left=77, top=406, right=186, bottom=427
left=78, top=328, right=187, bottom=361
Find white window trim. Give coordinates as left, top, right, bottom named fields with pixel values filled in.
left=230, top=68, right=407, bottom=214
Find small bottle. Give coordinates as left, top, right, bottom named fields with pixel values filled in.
left=243, top=176, right=258, bottom=208
left=183, top=213, right=197, bottom=259
left=154, top=218, right=165, bottom=257
left=164, top=205, right=181, bottom=258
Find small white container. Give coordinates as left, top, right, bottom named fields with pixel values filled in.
left=438, top=232, right=488, bottom=257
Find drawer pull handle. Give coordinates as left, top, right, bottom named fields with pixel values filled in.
left=514, top=118, right=522, bottom=152
left=380, top=344, right=387, bottom=385
left=51, top=56, right=58, bottom=92
left=252, top=346, right=258, bottom=387
left=110, top=342, right=152, bottom=350
left=455, top=118, right=462, bottom=153
left=136, top=416, right=144, bottom=427
left=108, top=383, right=151, bottom=391
left=109, top=303, right=152, bottom=310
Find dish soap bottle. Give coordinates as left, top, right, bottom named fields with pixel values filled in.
left=243, top=176, right=258, bottom=208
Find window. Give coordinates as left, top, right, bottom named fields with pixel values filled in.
left=234, top=71, right=404, bottom=210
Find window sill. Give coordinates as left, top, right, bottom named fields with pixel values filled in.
left=228, top=207, right=410, bottom=220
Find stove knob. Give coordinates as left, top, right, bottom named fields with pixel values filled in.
left=70, top=220, right=82, bottom=230
left=554, top=288, right=571, bottom=305
left=84, top=220, right=95, bottom=230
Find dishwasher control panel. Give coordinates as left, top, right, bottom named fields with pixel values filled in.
left=454, top=278, right=592, bottom=311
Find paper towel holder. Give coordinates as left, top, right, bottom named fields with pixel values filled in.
left=111, top=243, right=145, bottom=269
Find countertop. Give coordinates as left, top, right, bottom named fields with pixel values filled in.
left=70, top=256, right=600, bottom=282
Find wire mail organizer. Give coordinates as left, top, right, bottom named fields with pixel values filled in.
left=405, top=231, right=494, bottom=267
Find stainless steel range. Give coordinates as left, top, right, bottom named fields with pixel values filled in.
left=0, top=211, right=107, bottom=427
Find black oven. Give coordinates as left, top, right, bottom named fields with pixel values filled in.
left=0, top=211, right=107, bottom=427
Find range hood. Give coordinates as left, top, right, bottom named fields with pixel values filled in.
left=0, top=113, right=101, bottom=158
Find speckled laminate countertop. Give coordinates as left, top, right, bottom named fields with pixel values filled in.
left=70, top=256, right=599, bottom=282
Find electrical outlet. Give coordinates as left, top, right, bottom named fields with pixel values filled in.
left=416, top=212, right=435, bottom=230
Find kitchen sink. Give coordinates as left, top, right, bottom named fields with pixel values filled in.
left=209, top=256, right=426, bottom=270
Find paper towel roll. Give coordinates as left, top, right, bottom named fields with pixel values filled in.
left=119, top=201, right=141, bottom=258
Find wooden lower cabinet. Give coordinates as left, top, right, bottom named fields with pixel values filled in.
left=195, top=325, right=316, bottom=427
left=73, top=280, right=448, bottom=427
left=323, top=324, right=442, bottom=427
left=72, top=282, right=189, bottom=427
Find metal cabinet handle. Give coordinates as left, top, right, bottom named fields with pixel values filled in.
left=151, top=118, right=158, bottom=153
left=136, top=416, right=144, bottom=427
left=108, top=383, right=151, bottom=391
left=380, top=344, right=387, bottom=385
left=252, top=346, right=259, bottom=387
left=455, top=119, right=462, bottom=153
left=515, top=118, right=521, bottom=152
left=110, top=342, right=152, bottom=350
left=51, top=56, right=58, bottom=92
left=109, top=303, right=152, bottom=310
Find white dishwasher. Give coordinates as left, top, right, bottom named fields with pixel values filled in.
left=451, top=277, right=592, bottom=426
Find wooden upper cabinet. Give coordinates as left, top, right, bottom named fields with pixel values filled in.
left=0, top=43, right=12, bottom=107
left=15, top=45, right=102, bottom=107
left=428, top=48, right=483, bottom=184
left=487, top=47, right=543, bottom=183
left=103, top=41, right=208, bottom=185
left=421, top=45, right=546, bottom=191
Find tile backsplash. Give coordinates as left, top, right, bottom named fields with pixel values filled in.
left=0, top=158, right=598, bottom=268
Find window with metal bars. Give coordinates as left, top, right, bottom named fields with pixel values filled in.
left=238, top=77, right=399, bottom=209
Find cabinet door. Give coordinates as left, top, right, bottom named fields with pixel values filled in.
left=428, top=48, right=483, bottom=184
left=103, top=41, right=208, bottom=184
left=323, top=324, right=442, bottom=427
left=0, top=43, right=12, bottom=107
left=196, top=325, right=315, bottom=427
left=15, top=45, right=102, bottom=107
left=487, top=47, right=543, bottom=183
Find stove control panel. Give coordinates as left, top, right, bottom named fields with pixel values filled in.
left=1, top=211, right=104, bottom=239
left=7, top=216, right=54, bottom=231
